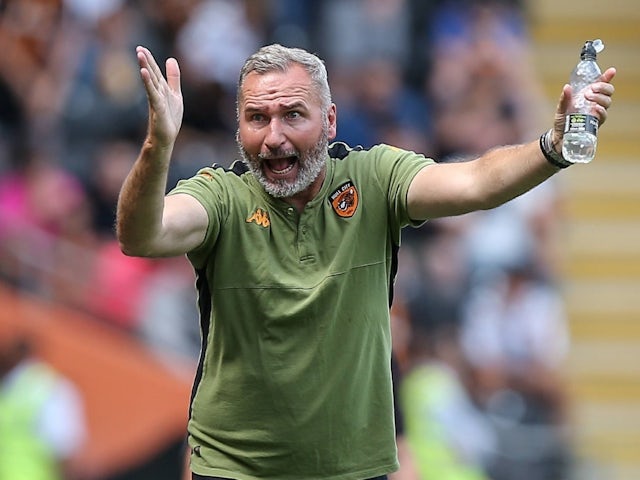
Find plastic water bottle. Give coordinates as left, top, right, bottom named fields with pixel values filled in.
left=562, top=39, right=605, bottom=163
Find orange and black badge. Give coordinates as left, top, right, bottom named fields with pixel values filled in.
left=329, top=181, right=359, bottom=218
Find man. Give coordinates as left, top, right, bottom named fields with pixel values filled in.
left=116, top=44, right=615, bottom=480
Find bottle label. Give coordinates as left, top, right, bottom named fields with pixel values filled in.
left=564, top=113, right=599, bottom=136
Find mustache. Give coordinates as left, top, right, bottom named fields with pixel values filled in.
left=257, top=149, right=300, bottom=160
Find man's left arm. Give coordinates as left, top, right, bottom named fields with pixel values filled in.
left=407, top=67, right=616, bottom=221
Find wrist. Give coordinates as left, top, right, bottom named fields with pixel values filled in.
left=539, top=129, right=572, bottom=169
left=142, top=136, right=174, bottom=157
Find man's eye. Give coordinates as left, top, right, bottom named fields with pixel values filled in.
left=286, top=111, right=301, bottom=120
left=251, top=114, right=266, bottom=122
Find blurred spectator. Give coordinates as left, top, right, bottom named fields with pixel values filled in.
left=389, top=351, right=420, bottom=480
left=267, top=0, right=323, bottom=51
left=0, top=0, right=78, bottom=206
left=414, top=221, right=471, bottom=318
left=0, top=149, right=94, bottom=303
left=404, top=0, right=445, bottom=89
left=0, top=0, right=64, bottom=128
left=318, top=0, right=412, bottom=70
left=175, top=0, right=262, bottom=92
left=331, top=55, right=433, bottom=154
left=85, top=138, right=138, bottom=240
left=460, top=259, right=573, bottom=480
left=0, top=326, right=86, bottom=480
left=410, top=0, right=563, bottom=290
left=88, top=240, right=157, bottom=331
left=399, top=290, right=497, bottom=480
left=460, top=181, right=565, bottom=283
left=55, top=1, right=151, bottom=180
left=137, top=256, right=201, bottom=371
left=304, top=0, right=435, bottom=153
left=165, top=0, right=264, bottom=173
left=425, top=0, right=547, bottom=159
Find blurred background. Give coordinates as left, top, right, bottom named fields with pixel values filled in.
left=0, top=0, right=638, bottom=479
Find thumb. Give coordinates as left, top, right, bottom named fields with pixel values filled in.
left=557, top=84, right=572, bottom=115
left=553, top=84, right=572, bottom=143
left=599, top=66, right=617, bottom=83
left=166, top=58, right=181, bottom=95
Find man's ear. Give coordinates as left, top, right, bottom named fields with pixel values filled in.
left=327, top=103, right=337, bottom=140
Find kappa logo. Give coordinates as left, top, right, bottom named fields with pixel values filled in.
left=246, top=208, right=271, bottom=227
left=329, top=181, right=359, bottom=218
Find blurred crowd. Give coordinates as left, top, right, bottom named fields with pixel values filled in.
left=0, top=0, right=576, bottom=479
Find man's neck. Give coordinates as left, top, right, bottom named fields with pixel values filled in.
left=283, top=168, right=327, bottom=213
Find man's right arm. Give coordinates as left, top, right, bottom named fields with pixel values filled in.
left=116, top=46, right=208, bottom=258
left=116, top=141, right=208, bottom=258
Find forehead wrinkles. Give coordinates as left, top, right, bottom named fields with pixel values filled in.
left=240, top=68, right=318, bottom=109
left=243, top=86, right=311, bottom=107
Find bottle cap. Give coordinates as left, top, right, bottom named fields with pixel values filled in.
left=581, top=39, right=604, bottom=60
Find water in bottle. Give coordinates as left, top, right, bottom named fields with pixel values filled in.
left=562, top=39, right=605, bottom=163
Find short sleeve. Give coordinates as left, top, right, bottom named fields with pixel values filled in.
left=370, top=145, right=435, bottom=238
left=168, top=166, right=229, bottom=268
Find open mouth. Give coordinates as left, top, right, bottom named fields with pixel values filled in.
left=265, top=156, right=298, bottom=176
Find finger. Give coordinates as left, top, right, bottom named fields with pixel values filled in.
left=136, top=46, right=155, bottom=76
left=137, top=47, right=159, bottom=91
left=595, top=103, right=608, bottom=124
left=137, top=55, right=164, bottom=107
left=140, top=66, right=162, bottom=106
left=166, top=58, right=181, bottom=95
left=556, top=84, right=572, bottom=116
left=585, top=81, right=614, bottom=115
left=147, top=54, right=167, bottom=89
left=586, top=91, right=613, bottom=110
left=599, top=66, right=617, bottom=83
left=589, top=81, right=615, bottom=99
left=137, top=46, right=164, bottom=90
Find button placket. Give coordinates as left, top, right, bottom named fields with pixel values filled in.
left=297, top=211, right=315, bottom=264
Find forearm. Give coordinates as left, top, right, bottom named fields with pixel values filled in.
left=408, top=136, right=560, bottom=220
left=472, top=138, right=559, bottom=210
left=116, top=139, right=173, bottom=256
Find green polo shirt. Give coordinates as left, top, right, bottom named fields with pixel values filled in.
left=170, top=142, right=433, bottom=480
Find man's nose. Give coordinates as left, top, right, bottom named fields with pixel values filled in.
left=264, top=118, right=286, bottom=150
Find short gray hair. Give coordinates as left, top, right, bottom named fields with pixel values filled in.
left=237, top=44, right=332, bottom=116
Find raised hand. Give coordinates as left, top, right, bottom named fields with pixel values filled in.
left=136, top=46, right=184, bottom=150
left=551, top=67, right=617, bottom=150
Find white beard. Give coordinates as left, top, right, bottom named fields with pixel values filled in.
left=238, top=123, right=329, bottom=199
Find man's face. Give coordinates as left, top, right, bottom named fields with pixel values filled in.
left=237, top=65, right=336, bottom=199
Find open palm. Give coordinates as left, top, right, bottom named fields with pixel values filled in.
left=136, top=46, right=184, bottom=150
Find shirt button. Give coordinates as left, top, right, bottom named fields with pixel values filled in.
left=301, top=226, right=308, bottom=234
left=286, top=207, right=295, bottom=216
